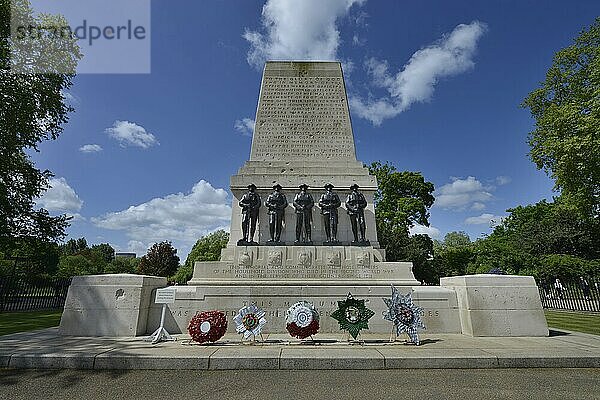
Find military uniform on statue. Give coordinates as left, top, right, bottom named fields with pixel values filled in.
left=345, top=184, right=370, bottom=246
left=293, top=184, right=314, bottom=244
left=318, top=183, right=341, bottom=244
left=237, top=183, right=260, bottom=245
left=265, top=183, right=288, bottom=244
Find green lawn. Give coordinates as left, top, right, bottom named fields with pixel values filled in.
left=545, top=310, right=600, bottom=335
left=0, top=310, right=63, bottom=336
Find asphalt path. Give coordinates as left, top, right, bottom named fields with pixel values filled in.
left=1, top=369, right=599, bottom=400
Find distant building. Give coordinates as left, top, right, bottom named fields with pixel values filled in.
left=115, top=252, right=136, bottom=259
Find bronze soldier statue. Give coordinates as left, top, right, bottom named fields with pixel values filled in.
left=345, top=184, right=369, bottom=245
left=238, top=183, right=261, bottom=245
left=293, top=184, right=314, bottom=244
left=265, top=183, right=288, bottom=243
left=318, top=183, right=341, bottom=244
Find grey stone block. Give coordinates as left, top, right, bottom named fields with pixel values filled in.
left=208, top=347, right=281, bottom=370
left=377, top=348, right=499, bottom=369
left=280, top=347, right=384, bottom=369
left=9, top=353, right=96, bottom=369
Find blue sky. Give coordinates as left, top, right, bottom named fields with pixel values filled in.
left=32, top=0, right=600, bottom=259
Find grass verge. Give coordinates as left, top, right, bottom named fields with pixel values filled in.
left=545, top=310, right=600, bottom=335
left=0, top=310, right=62, bottom=336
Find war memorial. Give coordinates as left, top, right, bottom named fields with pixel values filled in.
left=52, top=60, right=554, bottom=342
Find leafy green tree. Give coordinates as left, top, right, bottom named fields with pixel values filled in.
left=173, top=230, right=229, bottom=284
left=433, top=232, right=475, bottom=278
left=137, top=241, right=180, bottom=278
left=498, top=199, right=598, bottom=259
left=60, top=238, right=89, bottom=256
left=522, top=17, right=600, bottom=218
left=57, top=254, right=100, bottom=278
left=402, top=234, right=435, bottom=284
left=0, top=0, right=81, bottom=255
left=90, top=243, right=115, bottom=264
left=105, top=257, right=140, bottom=274
left=368, top=162, right=435, bottom=262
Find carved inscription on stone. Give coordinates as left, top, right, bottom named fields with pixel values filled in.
left=250, top=68, right=356, bottom=161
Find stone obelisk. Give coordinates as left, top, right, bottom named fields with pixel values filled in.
left=182, top=61, right=459, bottom=334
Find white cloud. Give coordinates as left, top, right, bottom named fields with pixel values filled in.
left=36, top=177, right=83, bottom=212
left=244, top=0, right=366, bottom=69
left=435, top=176, right=493, bottom=210
left=495, top=176, right=511, bottom=186
left=234, top=118, right=255, bottom=137
left=79, top=144, right=103, bottom=153
left=471, top=202, right=486, bottom=211
left=350, top=21, right=487, bottom=125
left=409, top=224, right=441, bottom=239
left=92, top=180, right=231, bottom=259
left=105, top=120, right=158, bottom=149
left=465, top=213, right=505, bottom=227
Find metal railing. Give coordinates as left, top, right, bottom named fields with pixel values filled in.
left=537, top=277, right=600, bottom=312
left=0, top=276, right=71, bottom=312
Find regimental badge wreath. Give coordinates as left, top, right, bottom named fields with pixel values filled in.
left=382, top=285, right=425, bottom=345
left=187, top=310, right=228, bottom=344
left=330, top=293, right=375, bottom=340
left=285, top=301, right=319, bottom=339
left=234, top=304, right=267, bottom=339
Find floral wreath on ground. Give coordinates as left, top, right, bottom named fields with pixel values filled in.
left=234, top=304, right=267, bottom=339
left=187, top=310, right=228, bottom=344
left=286, top=301, right=320, bottom=339
left=330, top=293, right=375, bottom=340
left=382, top=285, right=425, bottom=345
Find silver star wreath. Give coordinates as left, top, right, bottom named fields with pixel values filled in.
left=382, top=285, right=426, bottom=345
left=234, top=304, right=267, bottom=340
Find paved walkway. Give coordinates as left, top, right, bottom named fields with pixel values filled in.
left=1, top=328, right=599, bottom=370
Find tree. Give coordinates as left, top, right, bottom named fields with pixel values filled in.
left=433, top=232, right=475, bottom=278
left=522, top=17, right=600, bottom=218
left=173, top=230, right=229, bottom=283
left=137, top=241, right=180, bottom=278
left=60, top=238, right=89, bottom=256
left=368, top=162, right=435, bottom=262
left=0, top=0, right=81, bottom=255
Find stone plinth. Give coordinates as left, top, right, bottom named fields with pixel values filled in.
left=147, top=284, right=462, bottom=335
left=59, top=274, right=167, bottom=337
left=189, top=245, right=416, bottom=286
left=440, top=274, right=549, bottom=337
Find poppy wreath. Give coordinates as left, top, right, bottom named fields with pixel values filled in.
left=285, top=301, right=320, bottom=339
left=187, top=310, right=228, bottom=344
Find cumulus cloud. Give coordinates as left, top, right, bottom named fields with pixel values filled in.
left=234, top=118, right=255, bottom=136
left=435, top=176, right=493, bottom=210
left=350, top=21, right=487, bottom=125
left=105, top=120, right=158, bottom=149
left=495, top=176, right=511, bottom=186
left=409, top=224, right=441, bottom=239
left=465, top=213, right=505, bottom=227
left=92, top=180, right=231, bottom=258
left=79, top=144, right=103, bottom=153
left=36, top=177, right=83, bottom=212
left=244, top=0, right=366, bottom=69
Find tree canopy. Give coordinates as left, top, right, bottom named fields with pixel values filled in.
left=0, top=0, right=81, bottom=255
left=522, top=17, right=600, bottom=218
left=137, top=241, right=180, bottom=278
left=368, top=162, right=435, bottom=263
left=173, top=230, right=229, bottom=283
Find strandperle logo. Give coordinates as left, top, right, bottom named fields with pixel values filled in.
left=14, top=19, right=147, bottom=46
left=10, top=0, right=151, bottom=74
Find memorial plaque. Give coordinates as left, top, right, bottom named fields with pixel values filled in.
left=250, top=62, right=357, bottom=161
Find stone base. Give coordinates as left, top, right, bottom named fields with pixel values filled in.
left=147, top=285, right=461, bottom=335
left=440, top=274, right=549, bottom=337
left=59, top=274, right=167, bottom=337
